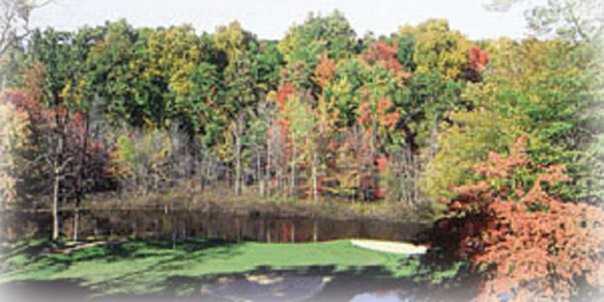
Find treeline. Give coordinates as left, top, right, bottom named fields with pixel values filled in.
left=2, top=5, right=604, bottom=300
left=1, top=11, right=602, bottom=212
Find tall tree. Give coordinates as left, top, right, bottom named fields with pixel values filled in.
left=279, top=10, right=357, bottom=92
left=0, top=92, right=30, bottom=206
left=214, top=22, right=259, bottom=195
left=485, top=0, right=603, bottom=43
left=0, top=0, right=52, bottom=56
left=30, top=29, right=69, bottom=240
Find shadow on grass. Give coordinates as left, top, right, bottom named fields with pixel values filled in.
left=95, top=265, right=408, bottom=302
left=95, top=264, right=478, bottom=302
left=86, top=238, right=243, bottom=293
left=1, top=238, right=241, bottom=293
left=1, top=238, right=478, bottom=301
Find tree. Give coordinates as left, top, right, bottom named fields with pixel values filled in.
left=422, top=108, right=518, bottom=201
left=27, top=28, right=110, bottom=240
left=83, top=20, right=139, bottom=127
left=282, top=92, right=315, bottom=197
left=400, top=19, right=471, bottom=81
left=0, top=0, right=52, bottom=91
left=0, top=0, right=52, bottom=56
left=3, top=85, right=111, bottom=237
left=495, top=39, right=595, bottom=198
left=324, top=57, right=365, bottom=127
left=442, top=137, right=604, bottom=301
left=61, top=25, right=106, bottom=241
left=485, top=0, right=603, bottom=44
left=128, top=25, right=203, bottom=129
left=279, top=10, right=356, bottom=92
left=0, top=92, right=30, bottom=206
left=213, top=22, right=259, bottom=195
left=423, top=36, right=602, bottom=203
left=110, top=128, right=174, bottom=194
left=28, top=28, right=73, bottom=240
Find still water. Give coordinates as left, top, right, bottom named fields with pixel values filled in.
left=0, top=209, right=429, bottom=243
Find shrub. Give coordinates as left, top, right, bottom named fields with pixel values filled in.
left=442, top=137, right=604, bottom=301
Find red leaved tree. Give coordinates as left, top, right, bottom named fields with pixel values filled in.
left=464, top=46, right=489, bottom=82
left=443, top=137, right=604, bottom=301
left=313, top=54, right=336, bottom=89
left=468, top=46, right=489, bottom=72
left=362, top=41, right=411, bottom=79
left=2, top=89, right=112, bottom=240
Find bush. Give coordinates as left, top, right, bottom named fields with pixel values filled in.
left=442, top=137, right=604, bottom=301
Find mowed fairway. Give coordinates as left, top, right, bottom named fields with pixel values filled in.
left=0, top=239, right=421, bottom=295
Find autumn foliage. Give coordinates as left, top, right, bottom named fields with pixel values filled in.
left=443, top=137, right=604, bottom=301
left=468, top=46, right=489, bottom=72
left=313, top=54, right=336, bottom=88
left=1, top=89, right=112, bottom=202
left=357, top=97, right=399, bottom=130
left=362, top=41, right=411, bottom=79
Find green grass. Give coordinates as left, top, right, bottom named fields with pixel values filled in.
left=0, top=239, right=426, bottom=295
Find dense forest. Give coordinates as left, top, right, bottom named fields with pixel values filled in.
left=1, top=0, right=604, bottom=300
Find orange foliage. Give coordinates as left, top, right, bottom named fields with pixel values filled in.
left=353, top=96, right=398, bottom=200
left=362, top=41, right=411, bottom=79
left=275, top=82, right=295, bottom=112
left=3, top=89, right=112, bottom=188
left=313, top=54, right=336, bottom=88
left=468, top=46, right=489, bottom=72
left=272, top=83, right=297, bottom=153
left=357, top=101, right=371, bottom=126
left=443, top=137, right=604, bottom=301
left=357, top=97, right=399, bottom=130
left=376, top=155, right=389, bottom=172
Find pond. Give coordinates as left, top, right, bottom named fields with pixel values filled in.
left=0, top=209, right=430, bottom=243
left=0, top=210, right=458, bottom=301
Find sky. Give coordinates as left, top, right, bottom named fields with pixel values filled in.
left=30, top=0, right=532, bottom=40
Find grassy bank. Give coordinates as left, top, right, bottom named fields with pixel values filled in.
left=71, top=183, right=438, bottom=223
left=0, top=239, right=445, bottom=296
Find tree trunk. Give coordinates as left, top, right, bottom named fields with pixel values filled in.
left=312, top=151, right=318, bottom=202
left=73, top=113, right=90, bottom=242
left=257, top=150, right=265, bottom=196
left=52, top=134, right=63, bottom=241
left=73, top=209, right=79, bottom=242
left=199, top=153, right=206, bottom=192
left=276, top=167, right=282, bottom=196
left=368, top=120, right=377, bottom=201
left=52, top=163, right=60, bottom=241
left=234, top=124, right=242, bottom=196
left=51, top=92, right=65, bottom=241
left=266, top=135, right=272, bottom=196
left=429, top=114, right=439, bottom=158
left=313, top=220, right=318, bottom=242
left=290, top=143, right=296, bottom=197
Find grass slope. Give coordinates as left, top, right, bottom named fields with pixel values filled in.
left=0, top=239, right=422, bottom=295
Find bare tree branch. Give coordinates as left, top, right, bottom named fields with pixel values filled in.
left=484, top=0, right=603, bottom=43
left=0, top=0, right=53, bottom=56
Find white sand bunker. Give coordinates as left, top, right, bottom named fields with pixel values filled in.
left=350, top=239, right=427, bottom=255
